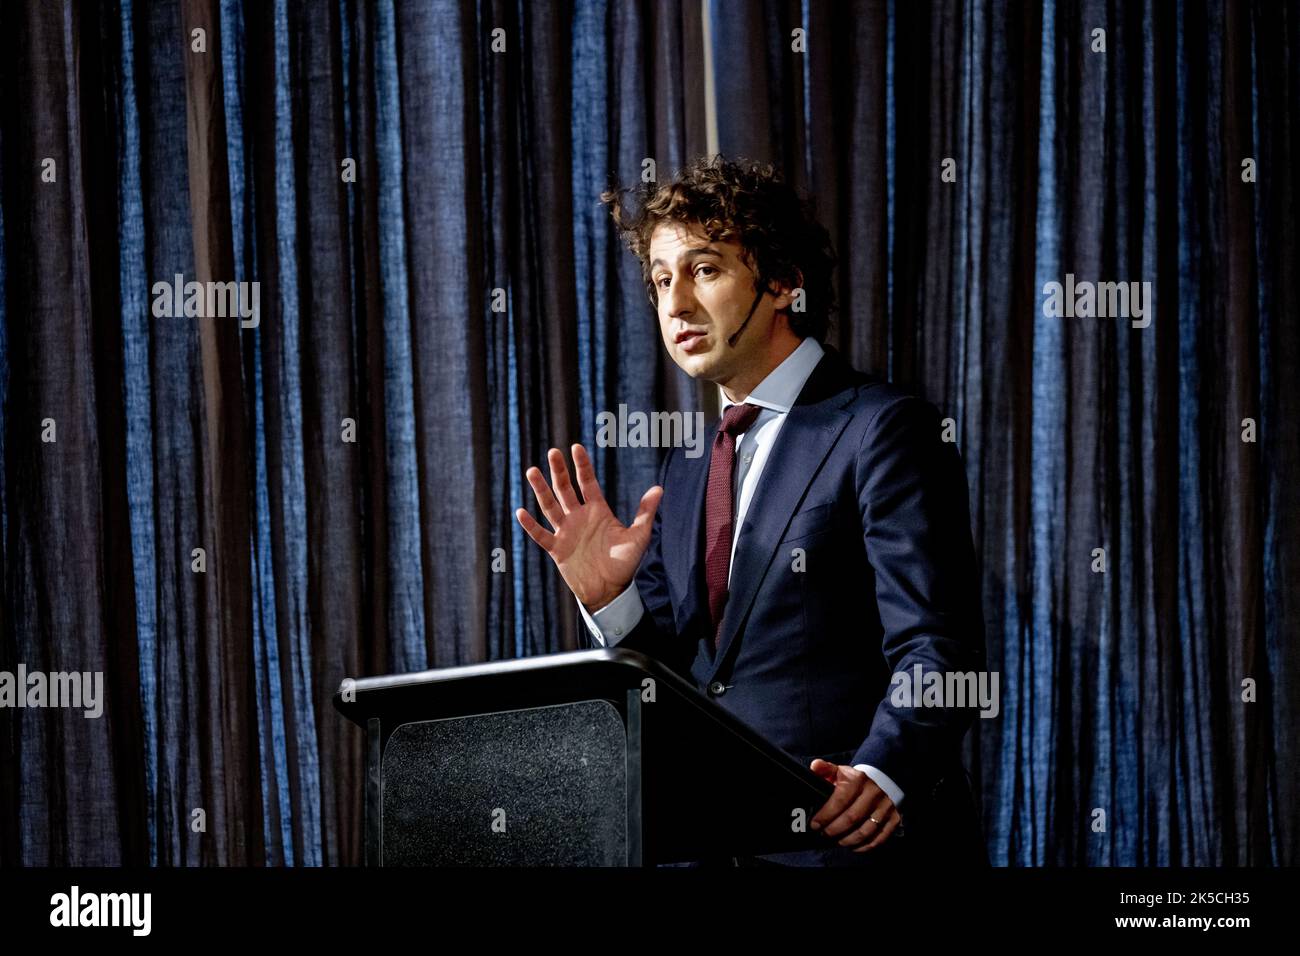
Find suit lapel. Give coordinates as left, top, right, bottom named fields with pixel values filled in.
left=665, top=444, right=710, bottom=631
left=710, top=400, right=852, bottom=676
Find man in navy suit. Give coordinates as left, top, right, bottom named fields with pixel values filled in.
left=516, top=157, right=987, bottom=866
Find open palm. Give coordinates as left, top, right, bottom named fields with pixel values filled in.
left=515, top=444, right=663, bottom=611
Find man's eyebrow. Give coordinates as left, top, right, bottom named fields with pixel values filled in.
left=649, top=247, right=724, bottom=271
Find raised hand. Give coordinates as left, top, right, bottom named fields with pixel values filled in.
left=515, top=443, right=663, bottom=611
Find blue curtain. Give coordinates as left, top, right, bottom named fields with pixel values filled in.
left=0, top=0, right=711, bottom=867
left=0, top=0, right=1295, bottom=867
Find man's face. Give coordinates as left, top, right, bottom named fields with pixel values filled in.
left=648, top=220, right=790, bottom=385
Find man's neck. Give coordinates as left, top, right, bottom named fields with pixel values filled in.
left=718, top=334, right=803, bottom=404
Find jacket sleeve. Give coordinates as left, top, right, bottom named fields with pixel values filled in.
left=848, top=395, right=987, bottom=805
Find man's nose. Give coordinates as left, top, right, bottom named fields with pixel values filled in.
left=662, top=277, right=695, bottom=318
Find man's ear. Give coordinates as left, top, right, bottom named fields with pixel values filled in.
left=771, top=268, right=804, bottom=311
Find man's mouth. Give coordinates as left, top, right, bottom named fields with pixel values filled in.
left=675, top=329, right=708, bottom=352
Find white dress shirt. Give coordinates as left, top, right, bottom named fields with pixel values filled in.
left=576, top=336, right=904, bottom=808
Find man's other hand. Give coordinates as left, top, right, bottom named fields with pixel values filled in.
left=515, top=443, right=663, bottom=611
left=808, top=759, right=903, bottom=852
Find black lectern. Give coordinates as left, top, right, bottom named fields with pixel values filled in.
left=334, top=647, right=835, bottom=866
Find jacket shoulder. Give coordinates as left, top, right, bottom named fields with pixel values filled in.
left=836, top=366, right=944, bottom=429
left=817, top=345, right=941, bottom=421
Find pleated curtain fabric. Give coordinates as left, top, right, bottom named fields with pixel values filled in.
left=0, top=0, right=1294, bottom=867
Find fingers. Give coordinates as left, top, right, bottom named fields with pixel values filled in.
left=809, top=764, right=863, bottom=832
left=852, top=808, right=903, bottom=853
left=521, top=446, right=603, bottom=546
left=515, top=507, right=555, bottom=551
left=833, top=794, right=890, bottom=847
left=571, top=444, right=606, bottom=508
left=524, top=466, right=565, bottom=530
left=820, top=773, right=882, bottom=841
left=548, top=448, right=581, bottom=512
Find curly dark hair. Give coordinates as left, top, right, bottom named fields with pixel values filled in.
left=599, top=155, right=837, bottom=342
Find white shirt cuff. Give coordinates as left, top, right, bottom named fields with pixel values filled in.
left=855, top=764, right=905, bottom=809
left=576, top=581, right=644, bottom=646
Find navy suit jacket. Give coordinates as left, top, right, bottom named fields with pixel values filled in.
left=601, top=343, right=988, bottom=866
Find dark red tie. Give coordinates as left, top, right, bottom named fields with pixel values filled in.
left=704, top=402, right=762, bottom=645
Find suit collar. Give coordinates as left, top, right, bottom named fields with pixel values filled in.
left=717, top=336, right=825, bottom=417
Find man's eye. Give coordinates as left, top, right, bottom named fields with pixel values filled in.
left=656, top=267, right=714, bottom=289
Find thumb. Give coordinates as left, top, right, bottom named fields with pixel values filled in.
left=628, top=485, right=663, bottom=540
left=810, top=759, right=839, bottom=782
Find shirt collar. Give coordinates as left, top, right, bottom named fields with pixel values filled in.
left=718, top=336, right=825, bottom=415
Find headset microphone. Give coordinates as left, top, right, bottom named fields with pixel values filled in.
left=726, top=287, right=766, bottom=348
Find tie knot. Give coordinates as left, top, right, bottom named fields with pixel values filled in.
left=719, top=402, right=761, bottom=437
